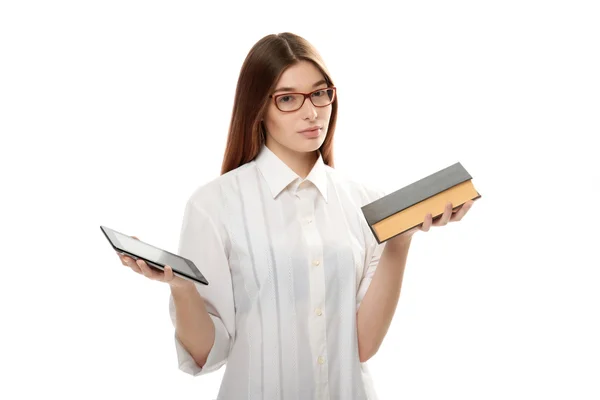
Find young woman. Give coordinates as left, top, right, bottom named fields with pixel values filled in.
left=118, top=32, right=474, bottom=400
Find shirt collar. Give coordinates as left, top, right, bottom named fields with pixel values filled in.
left=254, top=143, right=329, bottom=203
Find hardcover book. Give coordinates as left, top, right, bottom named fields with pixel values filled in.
left=361, top=162, right=481, bottom=244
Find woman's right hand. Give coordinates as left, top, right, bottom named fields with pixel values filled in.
left=116, top=236, right=195, bottom=290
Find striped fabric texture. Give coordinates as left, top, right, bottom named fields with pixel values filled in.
left=169, top=143, right=387, bottom=399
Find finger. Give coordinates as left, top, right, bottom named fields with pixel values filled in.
left=125, top=257, right=142, bottom=274
left=457, top=200, right=474, bottom=218
left=136, top=259, right=155, bottom=278
left=164, top=265, right=174, bottom=282
left=136, top=259, right=152, bottom=278
left=117, top=253, right=127, bottom=266
left=452, top=202, right=464, bottom=213
left=421, top=213, right=433, bottom=232
left=435, top=202, right=453, bottom=226
left=137, top=259, right=161, bottom=280
left=119, top=253, right=131, bottom=266
left=131, top=236, right=139, bottom=240
left=451, top=200, right=474, bottom=222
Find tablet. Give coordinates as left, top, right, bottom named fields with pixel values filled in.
left=100, top=225, right=208, bottom=285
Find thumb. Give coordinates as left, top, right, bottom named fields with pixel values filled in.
left=164, top=265, right=174, bottom=281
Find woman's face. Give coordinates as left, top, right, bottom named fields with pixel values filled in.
left=263, top=60, right=333, bottom=158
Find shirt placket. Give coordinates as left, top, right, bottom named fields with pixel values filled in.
left=295, top=180, right=329, bottom=399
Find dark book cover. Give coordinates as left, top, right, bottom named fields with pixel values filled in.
left=361, top=162, right=481, bottom=244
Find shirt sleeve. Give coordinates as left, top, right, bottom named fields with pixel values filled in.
left=356, top=237, right=386, bottom=310
left=168, top=197, right=235, bottom=377
left=356, top=186, right=387, bottom=310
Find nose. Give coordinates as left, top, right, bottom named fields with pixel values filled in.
left=301, top=96, right=318, bottom=120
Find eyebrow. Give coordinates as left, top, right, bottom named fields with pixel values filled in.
left=273, top=79, right=328, bottom=94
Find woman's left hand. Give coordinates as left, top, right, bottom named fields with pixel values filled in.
left=403, top=200, right=476, bottom=238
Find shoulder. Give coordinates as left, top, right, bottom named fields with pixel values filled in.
left=325, top=165, right=387, bottom=208
left=184, top=161, right=255, bottom=215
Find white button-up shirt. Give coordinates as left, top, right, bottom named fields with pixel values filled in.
left=169, top=143, right=387, bottom=399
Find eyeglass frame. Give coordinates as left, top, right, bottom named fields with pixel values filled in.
left=268, top=86, right=336, bottom=112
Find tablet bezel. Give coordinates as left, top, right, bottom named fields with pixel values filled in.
left=100, top=225, right=209, bottom=285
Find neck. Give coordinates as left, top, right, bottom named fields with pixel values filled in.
left=266, top=139, right=319, bottom=179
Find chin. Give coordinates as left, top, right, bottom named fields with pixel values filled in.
left=294, top=136, right=325, bottom=153
left=269, top=131, right=326, bottom=154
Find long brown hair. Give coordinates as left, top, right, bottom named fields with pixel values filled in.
left=220, top=32, right=338, bottom=175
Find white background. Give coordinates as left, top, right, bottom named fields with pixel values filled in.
left=1, top=1, right=599, bottom=399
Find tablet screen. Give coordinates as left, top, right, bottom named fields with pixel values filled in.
left=101, top=226, right=207, bottom=284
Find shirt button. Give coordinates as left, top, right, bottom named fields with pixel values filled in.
left=318, top=356, right=325, bottom=365
left=306, top=218, right=313, bottom=224
left=312, top=260, right=320, bottom=266
left=315, top=308, right=323, bottom=316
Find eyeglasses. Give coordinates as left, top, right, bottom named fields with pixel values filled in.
left=269, top=87, right=336, bottom=112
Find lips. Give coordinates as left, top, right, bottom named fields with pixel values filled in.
left=299, top=126, right=322, bottom=133
left=299, top=128, right=321, bottom=138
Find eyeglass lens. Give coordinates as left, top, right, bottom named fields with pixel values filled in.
left=276, top=88, right=335, bottom=111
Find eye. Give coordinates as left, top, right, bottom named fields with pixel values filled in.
left=312, top=90, right=326, bottom=97
left=277, top=94, right=299, bottom=104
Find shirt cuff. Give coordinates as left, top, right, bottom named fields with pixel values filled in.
left=174, top=313, right=230, bottom=376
